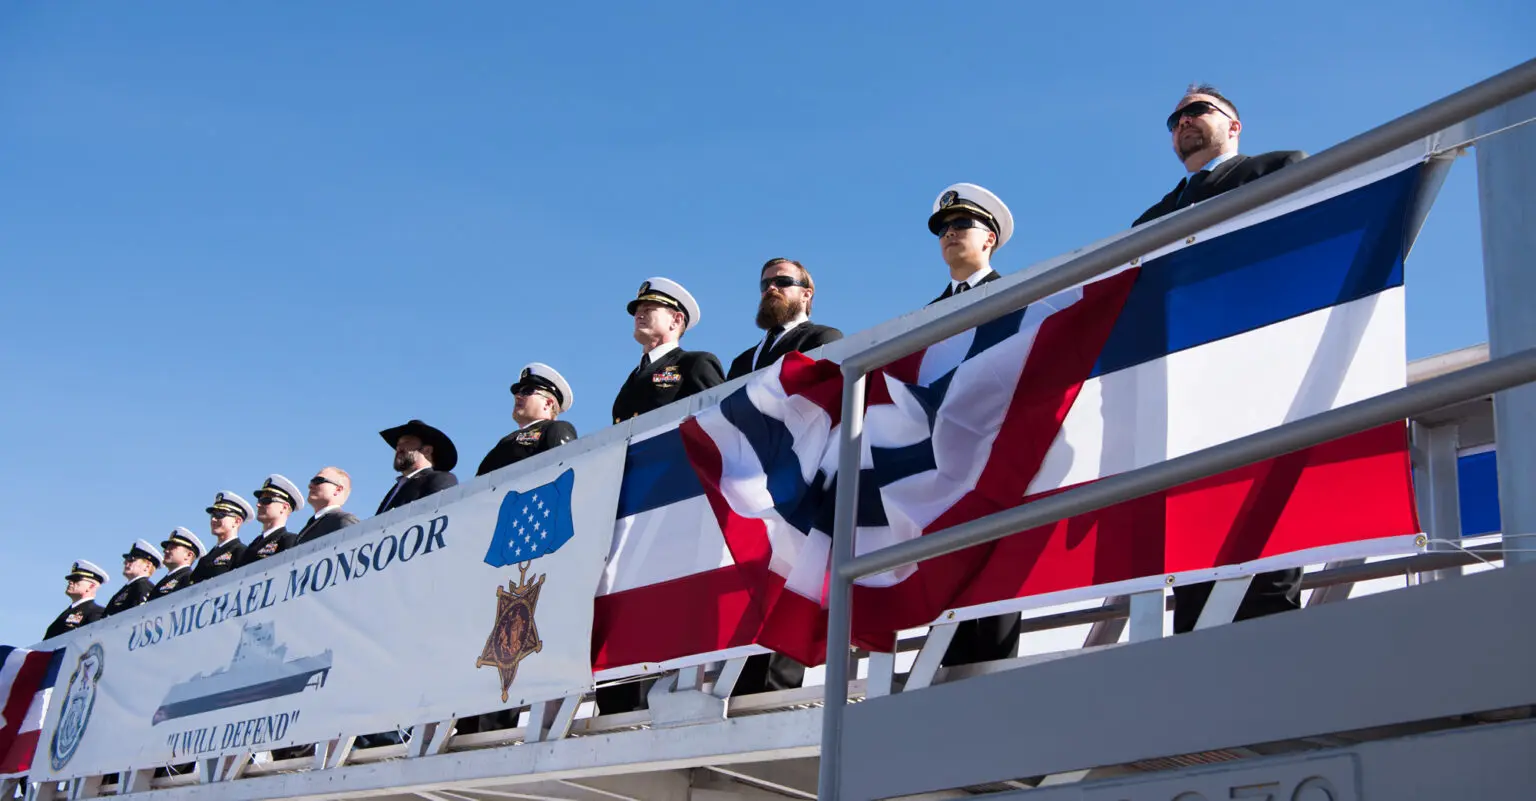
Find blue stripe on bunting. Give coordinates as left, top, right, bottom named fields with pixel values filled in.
left=1457, top=450, right=1500, bottom=537
left=1092, top=164, right=1420, bottom=377
left=43, top=648, right=63, bottom=685
left=0, top=645, right=14, bottom=670
left=965, top=307, right=1028, bottom=361
left=616, top=427, right=705, bottom=518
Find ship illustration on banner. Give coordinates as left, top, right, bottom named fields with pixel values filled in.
left=478, top=468, right=577, bottom=702
left=152, top=621, right=332, bottom=724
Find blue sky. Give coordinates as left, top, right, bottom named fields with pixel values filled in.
left=1, top=2, right=1530, bottom=644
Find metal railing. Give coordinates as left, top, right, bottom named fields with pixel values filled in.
left=817, top=56, right=1536, bottom=800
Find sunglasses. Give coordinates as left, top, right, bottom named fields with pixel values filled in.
left=255, top=496, right=286, bottom=506
left=1166, top=100, right=1232, bottom=132
left=514, top=386, right=554, bottom=399
left=933, top=216, right=992, bottom=237
left=309, top=476, right=343, bottom=488
left=759, top=275, right=810, bottom=293
left=209, top=510, right=240, bottom=521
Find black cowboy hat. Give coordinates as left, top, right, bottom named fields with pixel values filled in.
left=379, top=419, right=459, bottom=472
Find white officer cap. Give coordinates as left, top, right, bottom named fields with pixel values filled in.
left=626, top=277, right=703, bottom=331
left=122, top=539, right=164, bottom=568
left=162, top=527, right=207, bottom=558
left=205, top=490, right=255, bottom=521
left=928, top=183, right=1014, bottom=252
left=67, top=559, right=109, bottom=585
left=254, top=474, right=305, bottom=512
left=511, top=362, right=575, bottom=414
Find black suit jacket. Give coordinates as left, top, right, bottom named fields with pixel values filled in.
left=1133, top=151, right=1307, bottom=227
left=239, top=526, right=299, bottom=567
left=726, top=322, right=844, bottom=380
left=45, top=600, right=105, bottom=640
left=376, top=468, right=459, bottom=515
left=476, top=419, right=579, bottom=476
left=151, top=566, right=193, bottom=600
left=104, top=576, right=154, bottom=616
left=612, top=346, right=725, bottom=423
left=296, top=509, right=363, bottom=544
left=929, top=268, right=1002, bottom=306
left=190, top=537, right=246, bottom=584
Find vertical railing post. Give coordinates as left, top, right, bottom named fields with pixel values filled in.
left=1475, top=91, right=1536, bottom=564
left=1412, top=422, right=1463, bottom=581
left=817, top=367, right=867, bottom=801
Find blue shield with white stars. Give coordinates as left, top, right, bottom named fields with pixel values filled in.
left=484, top=468, right=577, bottom=567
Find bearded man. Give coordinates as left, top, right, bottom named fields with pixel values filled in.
left=726, top=258, right=843, bottom=380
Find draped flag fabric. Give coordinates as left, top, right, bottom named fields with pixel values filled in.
left=0, top=646, right=61, bottom=776
left=594, top=161, right=1426, bottom=671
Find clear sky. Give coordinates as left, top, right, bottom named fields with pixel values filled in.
left=2, top=2, right=1530, bottom=644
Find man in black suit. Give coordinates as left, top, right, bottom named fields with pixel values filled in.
left=296, top=467, right=362, bottom=544
left=726, top=258, right=843, bottom=380
left=928, top=182, right=1014, bottom=306
left=191, top=491, right=252, bottom=584
left=240, top=474, right=303, bottom=566
left=104, top=540, right=161, bottom=616
left=1133, top=83, right=1306, bottom=227
left=1136, top=84, right=1306, bottom=632
left=922, top=183, right=1024, bottom=668
left=611, top=277, right=725, bottom=424
left=45, top=560, right=108, bottom=639
left=152, top=528, right=204, bottom=599
left=477, top=363, right=579, bottom=476
left=376, top=420, right=459, bottom=515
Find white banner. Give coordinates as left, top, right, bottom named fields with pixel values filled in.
left=33, top=447, right=623, bottom=779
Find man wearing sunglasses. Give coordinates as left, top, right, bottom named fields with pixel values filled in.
left=477, top=363, right=578, bottom=476
left=296, top=467, right=362, bottom=544
left=152, top=527, right=205, bottom=599
left=726, top=259, right=843, bottom=380
left=1133, top=84, right=1305, bottom=226
left=240, top=474, right=304, bottom=566
left=927, top=183, right=1015, bottom=306
left=45, top=560, right=108, bottom=640
left=104, top=539, right=161, bottom=616
left=191, top=490, right=253, bottom=583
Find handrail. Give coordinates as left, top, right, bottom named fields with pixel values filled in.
left=819, top=55, right=1536, bottom=801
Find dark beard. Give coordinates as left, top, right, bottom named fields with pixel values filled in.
left=755, top=293, right=801, bottom=329
left=1176, top=130, right=1209, bottom=160
left=393, top=450, right=417, bottom=472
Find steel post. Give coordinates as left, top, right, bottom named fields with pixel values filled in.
left=817, top=369, right=867, bottom=801
left=1475, top=91, right=1536, bottom=564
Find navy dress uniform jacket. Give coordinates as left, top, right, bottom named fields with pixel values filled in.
left=930, top=268, right=1002, bottom=306
left=476, top=420, right=579, bottom=476
left=151, top=566, right=193, bottom=600
left=104, top=576, right=154, bottom=616
left=376, top=469, right=459, bottom=515
left=611, top=347, right=725, bottom=424
left=45, top=600, right=105, bottom=640
left=726, top=323, right=844, bottom=381
left=240, top=527, right=298, bottom=567
left=190, top=538, right=247, bottom=584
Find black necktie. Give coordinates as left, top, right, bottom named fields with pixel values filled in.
left=637, top=353, right=651, bottom=374
left=1176, top=169, right=1210, bottom=208
left=954, top=281, right=971, bottom=295
left=755, top=326, right=786, bottom=370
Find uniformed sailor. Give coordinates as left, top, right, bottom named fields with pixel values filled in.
left=152, top=527, right=204, bottom=599
left=190, top=490, right=252, bottom=584
left=44, top=560, right=108, bottom=640
left=477, top=363, right=579, bottom=476
left=926, top=183, right=1014, bottom=306
left=104, top=539, right=162, bottom=616
left=612, top=277, right=724, bottom=424
left=240, top=474, right=303, bottom=567
left=925, top=183, right=1023, bottom=670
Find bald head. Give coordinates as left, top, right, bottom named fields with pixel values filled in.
left=307, top=466, right=351, bottom=510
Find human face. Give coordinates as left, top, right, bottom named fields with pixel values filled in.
left=123, top=557, right=154, bottom=580
left=255, top=494, right=291, bottom=527
left=632, top=300, right=684, bottom=346
left=394, top=434, right=431, bottom=472
left=513, top=386, right=556, bottom=424
left=163, top=544, right=194, bottom=569
left=1170, top=94, right=1240, bottom=163
left=65, top=577, right=97, bottom=601
left=756, top=262, right=812, bottom=330
left=308, top=469, right=347, bottom=509
left=209, top=510, right=242, bottom=540
left=936, top=212, right=995, bottom=268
